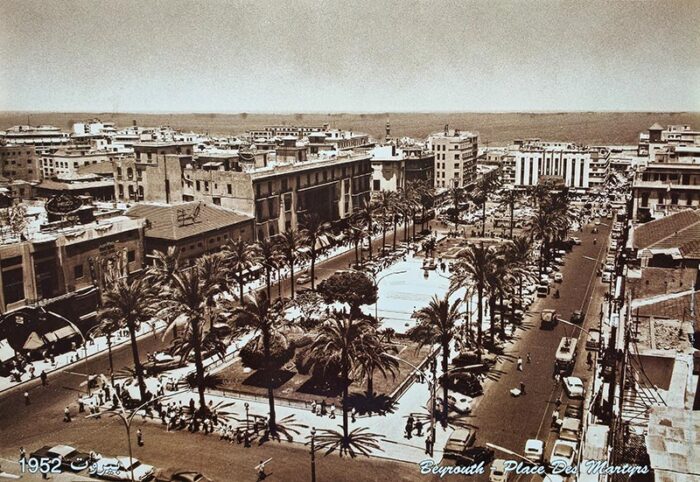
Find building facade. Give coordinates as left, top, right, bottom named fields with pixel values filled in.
left=428, top=129, right=478, bottom=189
left=502, top=140, right=591, bottom=189
left=0, top=145, right=40, bottom=182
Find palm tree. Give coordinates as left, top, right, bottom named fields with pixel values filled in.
left=448, top=185, right=465, bottom=230
left=345, top=219, right=366, bottom=265
left=413, top=179, right=435, bottom=234
left=500, top=188, right=520, bottom=239
left=471, top=171, right=501, bottom=236
left=304, top=314, right=376, bottom=449
left=355, top=335, right=399, bottom=398
left=300, top=212, right=333, bottom=290
left=277, top=228, right=306, bottom=299
left=162, top=261, right=225, bottom=411
left=231, top=290, right=285, bottom=436
left=197, top=253, right=227, bottom=328
left=529, top=211, right=557, bottom=276
left=146, top=246, right=181, bottom=287
left=224, top=238, right=261, bottom=304
left=101, top=275, right=157, bottom=400
left=451, top=243, right=498, bottom=350
left=256, top=236, right=282, bottom=300
left=353, top=200, right=376, bottom=260
left=377, top=191, right=394, bottom=254
left=406, top=294, right=461, bottom=425
left=88, top=315, right=120, bottom=384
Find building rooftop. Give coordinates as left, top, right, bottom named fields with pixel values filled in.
left=649, top=123, right=664, bottom=131
left=126, top=202, right=252, bottom=241
left=632, top=209, right=700, bottom=257
left=646, top=407, right=700, bottom=480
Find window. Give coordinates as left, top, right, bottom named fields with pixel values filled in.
left=74, top=264, right=84, bottom=279
left=373, top=179, right=381, bottom=190
left=2, top=267, right=24, bottom=304
left=227, top=184, right=232, bottom=195
left=196, top=180, right=201, bottom=191
left=454, top=163, right=459, bottom=170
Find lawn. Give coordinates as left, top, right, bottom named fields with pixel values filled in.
left=215, top=337, right=433, bottom=413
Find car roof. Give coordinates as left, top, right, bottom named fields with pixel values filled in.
left=561, top=417, right=581, bottom=430
left=525, top=439, right=544, bottom=450
left=50, top=445, right=77, bottom=456
left=449, top=427, right=474, bottom=441
left=565, top=376, right=583, bottom=384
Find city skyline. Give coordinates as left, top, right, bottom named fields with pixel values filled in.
left=1, top=0, right=699, bottom=113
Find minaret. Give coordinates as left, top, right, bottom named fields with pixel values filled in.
left=385, top=122, right=391, bottom=144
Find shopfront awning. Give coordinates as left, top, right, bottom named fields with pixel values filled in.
left=0, top=340, right=15, bottom=363
left=23, top=331, right=45, bottom=351
left=45, top=325, right=80, bottom=342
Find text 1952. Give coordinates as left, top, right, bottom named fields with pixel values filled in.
left=19, top=457, right=62, bottom=474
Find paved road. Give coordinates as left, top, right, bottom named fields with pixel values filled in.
left=458, top=220, right=611, bottom=480
left=0, top=222, right=433, bottom=482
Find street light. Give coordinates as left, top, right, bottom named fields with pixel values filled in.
left=244, top=402, right=250, bottom=448
left=310, top=427, right=316, bottom=482
left=371, top=270, right=407, bottom=320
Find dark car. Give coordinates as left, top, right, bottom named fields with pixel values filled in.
left=154, top=468, right=214, bottom=482
left=565, top=399, right=584, bottom=419
left=456, top=446, right=495, bottom=466
left=452, top=350, right=498, bottom=368
left=30, top=444, right=91, bottom=472
left=143, top=353, right=185, bottom=375
left=444, top=372, right=483, bottom=397
left=570, top=310, right=584, bottom=324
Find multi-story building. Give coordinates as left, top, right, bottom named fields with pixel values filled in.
left=248, top=125, right=327, bottom=140
left=40, top=147, right=118, bottom=179
left=403, top=145, right=434, bottom=185
left=113, top=140, right=372, bottom=240
left=502, top=140, right=591, bottom=190
left=0, top=145, right=40, bottom=182
left=588, top=146, right=611, bottom=191
left=370, top=145, right=405, bottom=192
left=428, top=128, right=478, bottom=189
left=638, top=123, right=700, bottom=158
left=0, top=125, right=70, bottom=147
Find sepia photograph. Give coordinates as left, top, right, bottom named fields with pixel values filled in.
left=0, top=1, right=698, bottom=481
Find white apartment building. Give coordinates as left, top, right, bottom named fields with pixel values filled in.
left=506, top=141, right=591, bottom=189
left=428, top=128, right=478, bottom=189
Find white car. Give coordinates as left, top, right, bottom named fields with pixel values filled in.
left=571, top=237, right=581, bottom=245
left=524, top=439, right=545, bottom=463
left=554, top=273, right=563, bottom=283
left=563, top=376, right=585, bottom=398
left=489, top=459, right=509, bottom=482
left=93, top=456, right=154, bottom=481
left=448, top=393, right=473, bottom=414
left=550, top=439, right=578, bottom=468
left=296, top=273, right=312, bottom=285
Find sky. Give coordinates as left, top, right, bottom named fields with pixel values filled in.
left=0, top=0, right=698, bottom=113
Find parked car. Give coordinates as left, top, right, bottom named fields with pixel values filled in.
left=563, top=376, right=585, bottom=398
left=489, top=459, right=509, bottom=482
left=154, top=468, right=214, bottom=482
left=536, top=284, right=549, bottom=297
left=444, top=427, right=477, bottom=459
left=602, top=271, right=612, bottom=283
left=456, top=446, right=494, bottom=466
left=559, top=417, right=582, bottom=443
left=565, top=399, right=583, bottom=419
left=296, top=272, right=312, bottom=285
left=554, top=273, right=563, bottom=283
left=524, top=439, right=545, bottom=464
left=586, top=328, right=601, bottom=351
left=93, top=456, right=155, bottom=481
left=30, top=445, right=91, bottom=472
left=447, top=394, right=473, bottom=414
left=444, top=372, right=483, bottom=397
left=452, top=350, right=498, bottom=369
left=550, top=439, right=578, bottom=468
left=143, top=353, right=185, bottom=375
left=571, top=237, right=582, bottom=245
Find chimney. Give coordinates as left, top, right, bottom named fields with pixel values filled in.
left=444, top=124, right=449, bottom=135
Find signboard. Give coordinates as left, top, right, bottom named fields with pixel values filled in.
left=46, top=193, right=82, bottom=215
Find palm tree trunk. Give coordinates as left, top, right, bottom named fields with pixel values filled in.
left=481, top=201, right=486, bottom=237
left=441, top=340, right=450, bottom=426
left=238, top=268, right=245, bottom=304
left=489, top=297, right=496, bottom=344
left=310, top=251, right=316, bottom=290
left=382, top=218, right=387, bottom=255
left=289, top=262, right=295, bottom=299
left=106, top=334, right=114, bottom=384
left=500, top=294, right=506, bottom=337
left=266, top=268, right=272, bottom=300
left=191, top=321, right=207, bottom=412
left=368, top=220, right=373, bottom=260
left=341, top=355, right=350, bottom=446
left=477, top=286, right=484, bottom=351
left=277, top=266, right=282, bottom=299
left=392, top=216, right=397, bottom=250
left=366, top=372, right=374, bottom=398
left=509, top=201, right=514, bottom=239
left=126, top=316, right=147, bottom=401
left=263, top=329, right=277, bottom=434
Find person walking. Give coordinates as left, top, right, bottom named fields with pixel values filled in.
left=587, top=351, right=593, bottom=370
left=551, top=411, right=559, bottom=428
left=329, top=403, right=336, bottom=419
left=310, top=400, right=317, bottom=415
left=40, top=370, right=48, bottom=386
left=517, top=357, right=523, bottom=371
left=19, top=446, right=26, bottom=463
left=256, top=460, right=268, bottom=481
left=424, top=432, right=434, bottom=455
left=555, top=395, right=562, bottom=409
left=24, top=391, right=30, bottom=406
left=526, top=352, right=532, bottom=364
left=136, top=428, right=144, bottom=446
left=351, top=407, right=357, bottom=423
left=64, top=406, right=72, bottom=422
left=405, top=415, right=414, bottom=439
left=520, top=382, right=526, bottom=395
left=415, top=419, right=424, bottom=437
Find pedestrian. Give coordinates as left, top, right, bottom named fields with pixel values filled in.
left=520, top=382, right=526, bottom=395
left=329, top=403, right=336, bottom=419
left=526, top=352, right=532, bottom=364
left=314, top=402, right=322, bottom=416
left=64, top=406, right=72, bottom=422
left=551, top=411, right=559, bottom=428
left=587, top=351, right=593, bottom=370
left=415, top=419, right=424, bottom=436
left=78, top=397, right=85, bottom=413
left=405, top=415, right=414, bottom=439
left=24, top=391, right=30, bottom=405
left=351, top=407, right=357, bottom=423
left=555, top=395, right=562, bottom=409
left=137, top=428, right=144, bottom=446
left=19, top=446, right=26, bottom=462
left=320, top=399, right=327, bottom=416
left=554, top=372, right=561, bottom=385
left=256, top=460, right=267, bottom=481
left=40, top=370, right=48, bottom=386
left=425, top=432, right=434, bottom=455
left=310, top=400, right=317, bottom=415
left=517, top=356, right=523, bottom=371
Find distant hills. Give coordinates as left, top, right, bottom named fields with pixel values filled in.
left=2, top=111, right=699, bottom=146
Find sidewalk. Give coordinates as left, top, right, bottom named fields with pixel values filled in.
left=0, top=320, right=166, bottom=394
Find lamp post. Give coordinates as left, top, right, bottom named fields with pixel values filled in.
left=371, top=270, right=407, bottom=320
left=244, top=402, right=250, bottom=448
left=310, top=427, right=316, bottom=482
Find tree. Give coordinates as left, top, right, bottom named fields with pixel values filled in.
left=277, top=229, right=306, bottom=299
left=450, top=243, right=499, bottom=349
left=224, top=238, right=261, bottom=304
left=355, top=335, right=399, bottom=398
left=318, top=270, right=378, bottom=318
left=377, top=191, right=394, bottom=254
left=231, top=290, right=287, bottom=436
left=304, top=314, right=376, bottom=451
left=500, top=188, right=521, bottom=239
left=300, top=213, right=333, bottom=290
left=101, top=275, right=157, bottom=400
left=471, top=170, right=501, bottom=236
left=406, top=294, right=461, bottom=425
left=88, top=314, right=120, bottom=384
left=197, top=253, right=227, bottom=328
left=345, top=219, right=366, bottom=265
left=448, top=185, right=466, bottom=228
left=353, top=200, right=376, bottom=260
left=162, top=261, right=226, bottom=411
left=256, top=236, right=282, bottom=300
left=146, top=246, right=181, bottom=288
